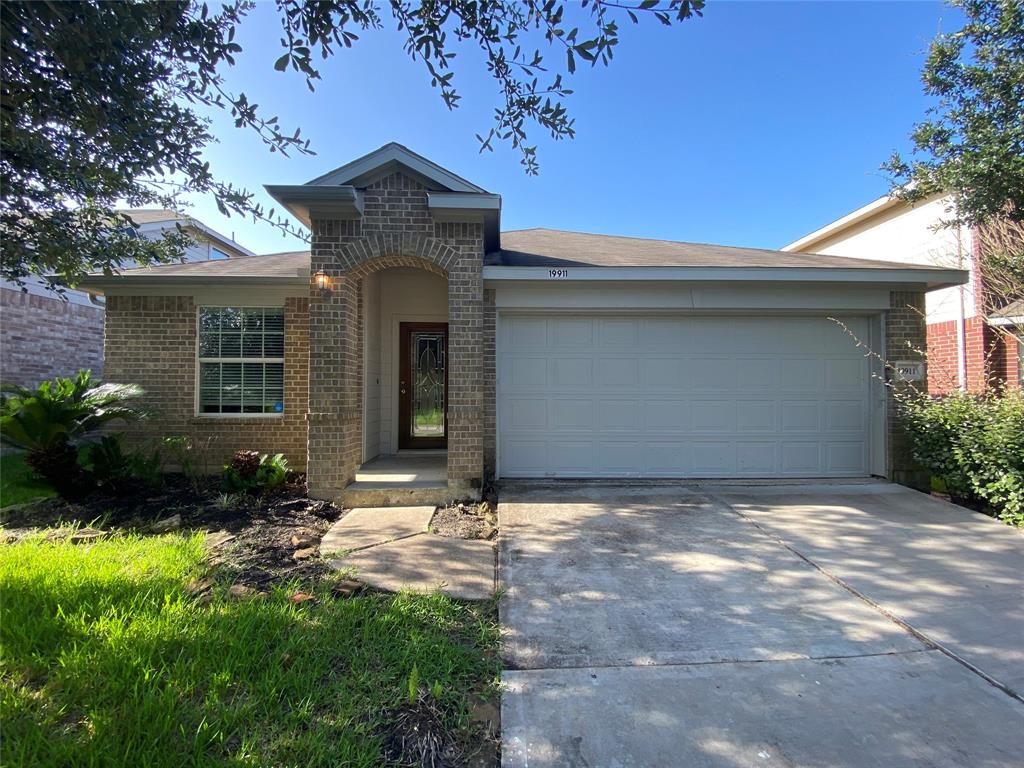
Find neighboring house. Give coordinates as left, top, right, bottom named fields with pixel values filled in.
left=0, top=209, right=255, bottom=387
left=783, top=194, right=1022, bottom=394
left=78, top=143, right=967, bottom=502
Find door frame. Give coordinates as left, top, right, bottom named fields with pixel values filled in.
left=398, top=321, right=449, bottom=450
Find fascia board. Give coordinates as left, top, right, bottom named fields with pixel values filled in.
left=482, top=265, right=969, bottom=291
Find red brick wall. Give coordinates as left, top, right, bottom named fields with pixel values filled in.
left=926, top=315, right=1020, bottom=394
left=0, top=287, right=105, bottom=387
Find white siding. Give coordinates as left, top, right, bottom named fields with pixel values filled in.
left=801, top=197, right=975, bottom=322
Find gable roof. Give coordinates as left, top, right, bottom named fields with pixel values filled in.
left=119, top=209, right=187, bottom=226
left=77, top=250, right=309, bottom=289
left=489, top=228, right=950, bottom=271
left=117, top=209, right=257, bottom=258
left=305, top=142, right=487, bottom=192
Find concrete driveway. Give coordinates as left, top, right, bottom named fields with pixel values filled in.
left=499, top=482, right=1024, bottom=767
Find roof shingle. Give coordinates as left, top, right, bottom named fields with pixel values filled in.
left=488, top=228, right=943, bottom=271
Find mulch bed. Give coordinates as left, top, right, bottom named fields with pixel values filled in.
left=0, top=475, right=347, bottom=589
left=430, top=501, right=497, bottom=541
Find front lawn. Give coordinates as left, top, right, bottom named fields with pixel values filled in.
left=0, top=452, right=56, bottom=508
left=1, top=532, right=500, bottom=767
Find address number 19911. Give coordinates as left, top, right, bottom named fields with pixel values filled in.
left=548, top=268, right=569, bottom=279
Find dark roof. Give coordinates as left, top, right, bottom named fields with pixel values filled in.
left=989, top=298, right=1024, bottom=320
left=83, top=250, right=309, bottom=282
left=488, top=228, right=945, bottom=271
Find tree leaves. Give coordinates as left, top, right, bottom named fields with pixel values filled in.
left=1, top=0, right=704, bottom=285
left=884, top=0, right=1024, bottom=228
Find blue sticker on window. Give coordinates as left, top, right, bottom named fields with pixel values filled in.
left=274, top=402, right=284, bottom=413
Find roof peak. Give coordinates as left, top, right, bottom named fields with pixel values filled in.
left=305, top=142, right=487, bottom=193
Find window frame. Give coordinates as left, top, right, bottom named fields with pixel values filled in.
left=194, top=305, right=286, bottom=419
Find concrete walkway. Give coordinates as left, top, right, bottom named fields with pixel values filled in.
left=324, top=506, right=495, bottom=600
left=499, top=483, right=1024, bottom=767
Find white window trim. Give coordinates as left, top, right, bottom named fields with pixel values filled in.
left=194, top=306, right=286, bottom=419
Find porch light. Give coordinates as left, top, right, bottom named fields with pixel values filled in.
left=313, top=269, right=332, bottom=297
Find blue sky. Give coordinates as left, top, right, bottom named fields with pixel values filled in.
left=186, top=1, right=963, bottom=254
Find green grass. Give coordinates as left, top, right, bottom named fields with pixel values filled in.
left=1, top=533, right=500, bottom=767
left=0, top=452, right=57, bottom=508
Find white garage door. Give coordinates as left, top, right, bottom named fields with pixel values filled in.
left=498, top=314, right=873, bottom=478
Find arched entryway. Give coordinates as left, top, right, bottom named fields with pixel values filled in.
left=305, top=232, right=483, bottom=502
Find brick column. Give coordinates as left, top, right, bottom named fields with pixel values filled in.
left=307, top=220, right=361, bottom=500
left=886, top=290, right=930, bottom=489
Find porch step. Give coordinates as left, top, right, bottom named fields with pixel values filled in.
left=340, top=481, right=456, bottom=508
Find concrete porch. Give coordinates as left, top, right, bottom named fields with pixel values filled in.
left=341, top=452, right=453, bottom=507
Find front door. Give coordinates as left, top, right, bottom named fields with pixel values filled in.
left=398, top=322, right=448, bottom=449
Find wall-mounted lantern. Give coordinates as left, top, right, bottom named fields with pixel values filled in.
left=313, top=269, right=332, bottom=297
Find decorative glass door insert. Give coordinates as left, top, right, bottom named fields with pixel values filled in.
left=399, top=323, right=448, bottom=449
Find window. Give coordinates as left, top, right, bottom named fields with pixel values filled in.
left=210, top=247, right=230, bottom=260
left=198, top=307, right=284, bottom=415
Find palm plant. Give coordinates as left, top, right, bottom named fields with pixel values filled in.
left=0, top=371, right=146, bottom=497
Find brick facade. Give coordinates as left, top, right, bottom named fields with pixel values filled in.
left=1, top=287, right=104, bottom=387
left=306, top=171, right=485, bottom=500
left=104, top=295, right=309, bottom=469
left=886, top=291, right=929, bottom=489
left=925, top=315, right=1020, bottom=395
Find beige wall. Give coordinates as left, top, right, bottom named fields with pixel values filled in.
left=362, top=271, right=382, bottom=460
left=798, top=196, right=975, bottom=323
left=374, top=268, right=448, bottom=457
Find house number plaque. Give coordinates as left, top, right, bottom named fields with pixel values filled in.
left=893, top=360, right=924, bottom=382
left=548, top=268, right=569, bottom=278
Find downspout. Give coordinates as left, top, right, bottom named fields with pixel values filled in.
left=955, top=228, right=968, bottom=392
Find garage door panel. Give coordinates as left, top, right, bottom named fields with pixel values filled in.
left=597, top=358, right=638, bottom=387
left=691, top=401, right=737, bottom=432
left=507, top=317, right=547, bottom=347
left=827, top=442, right=867, bottom=473
left=549, top=399, right=593, bottom=430
left=551, top=317, right=593, bottom=346
left=598, top=441, right=643, bottom=473
left=598, top=399, right=641, bottom=430
left=499, top=314, right=871, bottom=478
left=737, top=401, right=777, bottom=431
left=508, top=399, right=547, bottom=429
left=643, top=400, right=690, bottom=431
left=737, top=442, right=778, bottom=473
left=549, top=441, right=595, bottom=473
left=692, top=358, right=737, bottom=390
left=509, top=357, right=547, bottom=387
left=780, top=358, right=823, bottom=389
left=781, top=442, right=822, bottom=473
left=781, top=400, right=821, bottom=431
left=551, top=358, right=593, bottom=387
left=737, top=358, right=780, bottom=389
left=641, top=358, right=688, bottom=388
left=598, top=318, right=639, bottom=346
left=693, top=441, right=736, bottom=473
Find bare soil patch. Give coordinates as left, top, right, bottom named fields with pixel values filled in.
left=0, top=475, right=347, bottom=589
left=431, top=501, right=497, bottom=540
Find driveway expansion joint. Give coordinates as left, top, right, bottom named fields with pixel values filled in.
left=708, top=489, right=1024, bottom=705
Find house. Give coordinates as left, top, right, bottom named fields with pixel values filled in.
left=0, top=210, right=255, bottom=388
left=77, top=143, right=968, bottom=503
left=783, top=194, right=1022, bottom=394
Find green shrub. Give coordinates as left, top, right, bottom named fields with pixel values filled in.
left=899, top=390, right=1024, bottom=526
left=80, top=435, right=164, bottom=492
left=0, top=371, right=146, bottom=498
left=223, top=450, right=289, bottom=494
left=162, top=435, right=217, bottom=491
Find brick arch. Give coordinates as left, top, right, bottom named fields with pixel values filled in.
left=329, top=234, right=458, bottom=279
